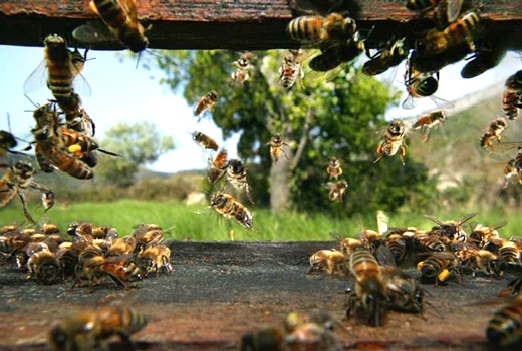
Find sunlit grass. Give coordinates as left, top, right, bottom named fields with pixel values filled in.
left=1, top=200, right=522, bottom=240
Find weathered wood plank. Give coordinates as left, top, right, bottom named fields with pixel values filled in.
left=0, top=0, right=521, bottom=50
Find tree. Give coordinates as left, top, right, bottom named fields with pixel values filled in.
left=98, top=121, right=175, bottom=187
left=149, top=50, right=437, bottom=215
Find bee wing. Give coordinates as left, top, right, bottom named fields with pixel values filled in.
left=72, top=20, right=118, bottom=44
left=329, top=232, right=344, bottom=241
left=402, top=95, right=416, bottom=110
left=446, top=0, right=464, bottom=22
left=458, top=212, right=478, bottom=225
left=72, top=72, right=92, bottom=97
left=430, top=95, right=454, bottom=109
left=489, top=141, right=522, bottom=155
left=423, top=214, right=445, bottom=226
left=23, top=59, right=48, bottom=94
left=376, top=210, right=389, bottom=236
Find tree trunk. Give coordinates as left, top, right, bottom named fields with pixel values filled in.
left=269, top=150, right=291, bottom=213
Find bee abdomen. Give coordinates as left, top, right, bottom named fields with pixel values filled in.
left=487, top=305, right=522, bottom=347
left=93, top=0, right=127, bottom=28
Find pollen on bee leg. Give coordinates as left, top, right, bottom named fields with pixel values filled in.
left=438, top=269, right=450, bottom=283
left=68, top=144, right=82, bottom=155
left=417, top=261, right=424, bottom=272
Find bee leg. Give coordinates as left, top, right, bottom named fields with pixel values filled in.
left=400, top=146, right=406, bottom=166
left=374, top=144, right=384, bottom=163
left=245, top=185, right=254, bottom=205
left=17, top=190, right=36, bottom=224
left=282, top=149, right=290, bottom=161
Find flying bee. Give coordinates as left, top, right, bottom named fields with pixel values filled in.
left=362, top=38, right=407, bottom=77
left=425, top=212, right=477, bottom=242
left=412, top=110, right=447, bottom=142
left=24, top=34, right=91, bottom=101
left=137, top=243, right=173, bottom=277
left=0, top=161, right=53, bottom=224
left=417, top=251, right=459, bottom=285
left=231, top=52, right=255, bottom=86
left=225, top=159, right=254, bottom=204
left=347, top=249, right=388, bottom=326
left=207, top=149, right=228, bottom=184
left=406, top=0, right=464, bottom=23
left=415, top=10, right=482, bottom=57
left=502, top=70, right=522, bottom=120
left=381, top=267, right=425, bottom=315
left=40, top=190, right=56, bottom=215
left=193, top=91, right=218, bottom=121
left=278, top=49, right=305, bottom=89
left=503, top=158, right=518, bottom=188
left=480, top=117, right=507, bottom=149
left=325, top=180, right=348, bottom=203
left=192, top=131, right=219, bottom=152
left=267, top=133, right=290, bottom=163
left=26, top=249, right=62, bottom=285
left=73, top=0, right=149, bottom=53
left=374, top=120, right=407, bottom=165
left=307, top=249, right=347, bottom=276
left=326, top=157, right=342, bottom=180
left=210, top=192, right=253, bottom=231
left=486, top=297, right=522, bottom=348
left=0, top=130, right=23, bottom=157
left=48, top=305, right=148, bottom=351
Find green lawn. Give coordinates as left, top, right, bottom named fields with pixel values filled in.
left=1, top=200, right=521, bottom=240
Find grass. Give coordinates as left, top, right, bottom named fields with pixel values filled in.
left=1, top=200, right=522, bottom=240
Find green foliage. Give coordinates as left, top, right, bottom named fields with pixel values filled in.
left=149, top=49, right=437, bottom=215
left=98, top=121, right=175, bottom=187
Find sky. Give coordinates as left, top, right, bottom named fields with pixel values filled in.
left=0, top=45, right=520, bottom=173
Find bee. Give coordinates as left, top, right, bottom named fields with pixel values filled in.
left=415, top=10, right=482, bottom=57
left=461, top=45, right=507, bottom=79
left=278, top=49, right=305, bottom=89
left=241, top=326, right=286, bottom=351
left=27, top=249, right=62, bottom=285
left=60, top=128, right=120, bottom=159
left=381, top=267, right=425, bottom=315
left=359, top=230, right=383, bottom=254
left=425, top=212, right=477, bottom=242
left=137, top=243, right=173, bottom=277
left=307, top=249, right=347, bottom=275
left=362, top=38, right=408, bottom=76
left=374, top=120, right=407, bottom=165
left=498, top=239, right=521, bottom=264
left=347, top=249, right=388, bottom=326
left=515, top=147, right=522, bottom=184
left=58, top=92, right=95, bottom=137
left=225, top=159, right=254, bottom=204
left=231, top=52, right=255, bottom=86
left=480, top=117, right=507, bottom=149
left=502, top=70, right=522, bottom=120
left=40, top=190, right=56, bottom=215
left=486, top=297, right=522, bottom=348
left=325, top=180, right=348, bottom=203
left=326, top=157, right=342, bottom=180
left=105, top=236, right=137, bottom=257
left=412, top=110, right=447, bottom=142
left=0, top=161, right=52, bottom=224
left=210, top=192, right=253, bottom=230
left=503, top=158, right=518, bottom=188
left=48, top=305, right=148, bottom=351
left=207, top=149, right=228, bottom=184
left=267, top=133, right=290, bottom=163
left=417, top=251, right=459, bottom=284
left=330, top=233, right=364, bottom=255
left=403, top=64, right=449, bottom=110
left=456, top=249, right=500, bottom=277
left=24, top=34, right=91, bottom=101
left=97, top=255, right=143, bottom=288
left=193, top=91, right=218, bottom=120
left=193, top=131, right=219, bottom=152
left=132, top=223, right=164, bottom=253
left=384, top=233, right=407, bottom=265
left=287, top=13, right=356, bottom=48
left=469, top=222, right=505, bottom=249
left=67, top=222, right=112, bottom=239
left=308, top=38, right=364, bottom=72
left=406, top=0, right=464, bottom=22
left=0, top=131, right=19, bottom=157
left=73, top=0, right=149, bottom=53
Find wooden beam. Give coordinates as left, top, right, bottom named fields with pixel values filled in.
left=0, top=0, right=522, bottom=50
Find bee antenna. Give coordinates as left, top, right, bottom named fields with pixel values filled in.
left=24, top=94, right=39, bottom=108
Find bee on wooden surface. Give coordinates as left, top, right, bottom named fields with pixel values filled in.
left=132, top=224, right=163, bottom=254
left=326, top=157, right=342, bottom=180
left=381, top=267, right=425, bottom=315
left=503, top=158, right=518, bottom=188
left=425, top=212, right=477, bottom=242
left=225, top=159, right=254, bottom=204
left=279, top=49, right=305, bottom=89
left=24, top=34, right=91, bottom=101
left=105, top=236, right=137, bottom=257
left=137, top=243, right=173, bottom=277
left=192, top=131, right=219, bottom=152
left=498, top=239, right=521, bottom=264
left=412, top=110, right=447, bottom=142
left=0, top=161, right=53, bottom=224
left=415, top=10, right=482, bottom=57
left=67, top=222, right=113, bottom=240
left=347, top=249, right=388, bottom=326
left=486, top=297, right=522, bottom=348
left=207, top=148, right=228, bottom=184
left=374, top=120, right=407, bottom=165
left=193, top=91, right=218, bottom=121
left=469, top=221, right=506, bottom=249
left=456, top=249, right=500, bottom=277
left=241, top=326, right=286, bottom=351
left=48, top=305, right=148, bottom=351
left=267, top=133, right=290, bottom=163
left=417, top=251, right=459, bottom=284
left=330, top=233, right=364, bottom=255
left=307, top=249, right=347, bottom=276
left=27, top=249, right=61, bottom=285
left=73, top=0, right=149, bottom=53
left=384, top=233, right=407, bottom=265
left=231, top=52, right=255, bottom=86
left=210, top=192, right=253, bottom=230
left=325, top=180, right=348, bottom=203
left=406, top=0, right=464, bottom=22
left=287, top=13, right=356, bottom=48
left=97, top=255, right=143, bottom=287
left=480, top=117, right=507, bottom=149
left=502, top=70, right=522, bottom=120
left=362, top=38, right=407, bottom=77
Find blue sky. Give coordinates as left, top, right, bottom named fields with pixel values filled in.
left=0, top=45, right=519, bottom=172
